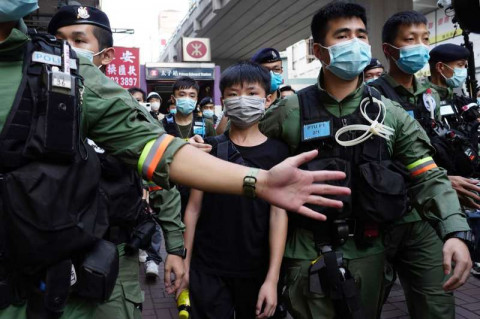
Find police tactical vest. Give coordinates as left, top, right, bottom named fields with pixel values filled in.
left=88, top=140, right=144, bottom=243
left=372, top=78, right=480, bottom=176
left=0, top=34, right=105, bottom=278
left=290, top=85, right=409, bottom=238
left=162, top=113, right=207, bottom=138
left=371, top=77, right=435, bottom=134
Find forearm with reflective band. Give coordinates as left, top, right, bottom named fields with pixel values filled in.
left=407, top=157, right=437, bottom=177
left=138, top=134, right=175, bottom=181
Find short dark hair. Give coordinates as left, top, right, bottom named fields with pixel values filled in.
left=382, top=11, right=427, bottom=45
left=172, top=76, right=200, bottom=95
left=311, top=1, right=367, bottom=45
left=93, top=25, right=113, bottom=50
left=220, top=61, right=270, bottom=96
left=128, top=87, right=146, bottom=101
left=279, top=85, right=295, bottom=93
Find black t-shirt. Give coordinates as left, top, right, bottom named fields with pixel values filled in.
left=191, top=137, right=289, bottom=277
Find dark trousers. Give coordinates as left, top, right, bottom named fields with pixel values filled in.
left=189, top=267, right=264, bottom=319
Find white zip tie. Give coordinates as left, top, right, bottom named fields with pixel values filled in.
left=335, top=96, right=394, bottom=147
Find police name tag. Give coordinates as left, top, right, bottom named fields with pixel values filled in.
left=52, top=71, right=72, bottom=89
left=32, top=51, right=77, bottom=69
left=32, top=51, right=61, bottom=66
left=303, top=120, right=331, bottom=140
left=407, top=110, right=415, bottom=118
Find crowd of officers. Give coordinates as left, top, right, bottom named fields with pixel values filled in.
left=1, top=0, right=480, bottom=319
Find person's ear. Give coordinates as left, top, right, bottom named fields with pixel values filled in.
left=436, top=62, right=444, bottom=74
left=383, top=43, right=395, bottom=60
left=100, top=47, right=115, bottom=66
left=265, top=93, right=274, bottom=109
left=313, top=43, right=329, bottom=64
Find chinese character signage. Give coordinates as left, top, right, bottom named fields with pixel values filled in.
left=146, top=66, right=214, bottom=80
left=106, top=47, right=140, bottom=88
left=182, top=37, right=211, bottom=62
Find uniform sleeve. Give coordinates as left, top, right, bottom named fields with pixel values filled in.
left=79, top=59, right=187, bottom=189
left=260, top=95, right=301, bottom=153
left=148, top=185, right=185, bottom=252
left=205, top=119, right=216, bottom=137
left=385, top=99, right=470, bottom=238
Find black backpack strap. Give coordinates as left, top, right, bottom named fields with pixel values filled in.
left=371, top=77, right=411, bottom=109
left=205, top=133, right=245, bottom=165
left=162, top=115, right=180, bottom=137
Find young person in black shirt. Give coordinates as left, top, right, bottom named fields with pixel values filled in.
left=180, top=61, right=289, bottom=319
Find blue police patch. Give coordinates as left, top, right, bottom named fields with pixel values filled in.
left=303, top=121, right=331, bottom=140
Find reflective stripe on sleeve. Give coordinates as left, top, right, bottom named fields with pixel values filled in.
left=138, top=134, right=175, bottom=181
left=146, top=181, right=163, bottom=192
left=407, top=157, right=437, bottom=177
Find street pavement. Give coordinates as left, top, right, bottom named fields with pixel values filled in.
left=140, top=241, right=480, bottom=319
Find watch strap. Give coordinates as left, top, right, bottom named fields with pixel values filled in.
left=243, top=168, right=259, bottom=198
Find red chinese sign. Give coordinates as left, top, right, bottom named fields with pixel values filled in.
left=106, top=46, right=140, bottom=88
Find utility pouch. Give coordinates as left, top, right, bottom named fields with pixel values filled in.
left=0, top=278, right=9, bottom=310
left=44, top=260, right=72, bottom=313
left=23, top=67, right=78, bottom=162
left=74, top=240, right=119, bottom=302
left=356, top=161, right=408, bottom=222
left=303, top=158, right=352, bottom=220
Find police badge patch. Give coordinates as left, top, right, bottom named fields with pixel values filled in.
left=77, top=7, right=90, bottom=19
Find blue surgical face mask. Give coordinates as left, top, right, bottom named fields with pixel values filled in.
left=0, top=0, right=38, bottom=22
left=270, top=71, right=283, bottom=92
left=365, top=77, right=379, bottom=84
left=388, top=43, right=430, bottom=74
left=176, top=97, right=197, bottom=115
left=202, top=109, right=214, bottom=118
left=72, top=47, right=104, bottom=63
left=319, top=37, right=372, bottom=80
left=442, top=64, right=467, bottom=88
left=169, top=108, right=177, bottom=115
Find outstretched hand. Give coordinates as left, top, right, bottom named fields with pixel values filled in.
left=188, top=135, right=212, bottom=153
left=448, top=176, right=480, bottom=209
left=257, top=150, right=350, bottom=220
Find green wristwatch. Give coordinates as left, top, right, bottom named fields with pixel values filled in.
left=243, top=168, right=259, bottom=198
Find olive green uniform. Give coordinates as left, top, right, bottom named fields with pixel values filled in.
left=260, top=72, right=469, bottom=319
left=0, top=21, right=186, bottom=319
left=376, top=74, right=456, bottom=318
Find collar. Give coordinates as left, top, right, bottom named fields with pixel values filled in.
left=0, top=20, right=29, bottom=60
left=429, top=81, right=452, bottom=101
left=383, top=73, right=430, bottom=97
left=316, top=70, right=365, bottom=104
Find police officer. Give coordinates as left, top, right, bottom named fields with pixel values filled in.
left=261, top=3, right=471, bottom=318
left=48, top=6, right=184, bottom=319
left=0, top=2, right=351, bottom=318
left=371, top=11, right=473, bottom=318
left=363, top=58, right=384, bottom=84
left=251, top=47, right=284, bottom=108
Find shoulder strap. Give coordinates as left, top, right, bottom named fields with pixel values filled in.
left=370, top=77, right=410, bottom=109
left=162, top=115, right=180, bottom=137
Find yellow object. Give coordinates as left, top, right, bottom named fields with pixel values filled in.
left=177, top=289, right=191, bottom=319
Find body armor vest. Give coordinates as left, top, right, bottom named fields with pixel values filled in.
left=162, top=113, right=207, bottom=139
left=0, top=34, right=115, bottom=311
left=372, top=78, right=480, bottom=176
left=290, top=85, right=409, bottom=245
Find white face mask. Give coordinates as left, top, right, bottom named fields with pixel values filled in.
left=150, top=102, right=160, bottom=111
